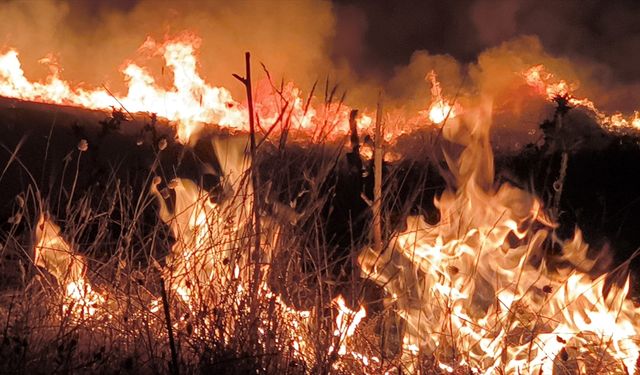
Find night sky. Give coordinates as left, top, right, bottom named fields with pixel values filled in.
left=332, top=0, right=640, bottom=82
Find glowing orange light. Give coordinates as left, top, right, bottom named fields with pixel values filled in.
left=34, top=214, right=104, bottom=317
left=422, top=70, right=457, bottom=124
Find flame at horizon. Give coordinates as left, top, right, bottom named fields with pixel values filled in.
left=423, top=70, right=458, bottom=125
left=524, top=65, right=640, bottom=130
left=0, top=34, right=377, bottom=144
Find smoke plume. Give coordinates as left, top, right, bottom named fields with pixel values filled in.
left=0, top=0, right=638, bottom=128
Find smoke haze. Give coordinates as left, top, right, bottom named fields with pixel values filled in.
left=0, top=0, right=638, bottom=119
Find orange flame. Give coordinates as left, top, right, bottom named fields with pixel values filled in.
left=330, top=295, right=366, bottom=356
left=633, top=112, right=640, bottom=129
left=1, top=35, right=246, bottom=143
left=0, top=34, right=376, bottom=143
left=422, top=70, right=458, bottom=125
left=359, top=100, right=640, bottom=373
left=524, top=64, right=639, bottom=131
left=34, top=214, right=104, bottom=317
left=13, top=32, right=640, bottom=373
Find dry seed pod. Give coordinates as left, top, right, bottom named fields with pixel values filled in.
left=15, top=195, right=24, bottom=208
left=77, top=139, right=89, bottom=152
left=167, top=179, right=179, bottom=189
left=8, top=212, right=21, bottom=224
left=158, top=138, right=168, bottom=150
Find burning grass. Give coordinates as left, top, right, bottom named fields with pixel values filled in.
left=0, top=104, right=639, bottom=374
left=1, top=34, right=640, bottom=374
left=0, top=129, right=397, bottom=374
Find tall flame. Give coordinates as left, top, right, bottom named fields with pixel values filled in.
left=12, top=31, right=640, bottom=373
left=359, top=99, right=640, bottom=373
left=151, top=135, right=253, bottom=308
left=330, top=295, right=367, bottom=356
left=422, top=70, right=458, bottom=125
left=151, top=135, right=370, bottom=367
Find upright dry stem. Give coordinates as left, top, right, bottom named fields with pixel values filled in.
left=373, top=91, right=384, bottom=255
left=234, top=52, right=262, bottom=298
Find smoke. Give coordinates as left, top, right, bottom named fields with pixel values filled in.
left=330, top=0, right=640, bottom=113
left=332, top=0, right=640, bottom=146
left=0, top=0, right=638, bottom=125
left=469, top=0, right=640, bottom=113
left=0, top=0, right=336, bottom=99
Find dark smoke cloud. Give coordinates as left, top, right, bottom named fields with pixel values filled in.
left=333, top=0, right=640, bottom=112
left=333, top=0, right=640, bottom=79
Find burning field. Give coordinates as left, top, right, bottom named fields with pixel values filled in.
left=1, top=1, right=640, bottom=374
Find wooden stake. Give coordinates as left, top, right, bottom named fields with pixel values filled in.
left=373, top=91, right=384, bottom=255
left=551, top=96, right=570, bottom=221
left=349, top=109, right=360, bottom=155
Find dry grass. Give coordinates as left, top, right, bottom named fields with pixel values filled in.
left=0, top=98, right=420, bottom=374
left=0, top=91, right=635, bottom=375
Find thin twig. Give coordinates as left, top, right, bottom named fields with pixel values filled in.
left=159, top=277, right=179, bottom=375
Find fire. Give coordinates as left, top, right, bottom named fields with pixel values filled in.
left=423, top=70, right=458, bottom=124
left=358, top=100, right=640, bottom=373
left=330, top=295, right=367, bottom=356
left=1, top=33, right=637, bottom=148
left=0, top=34, right=376, bottom=144
left=151, top=135, right=370, bottom=367
left=34, top=214, right=104, bottom=318
left=524, top=65, right=579, bottom=102
left=0, top=35, right=245, bottom=143
left=524, top=64, right=639, bottom=131
left=633, top=112, right=640, bottom=129
left=11, top=31, right=640, bottom=373
left=428, top=102, right=454, bottom=125
left=151, top=135, right=253, bottom=310
left=150, top=135, right=312, bottom=358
